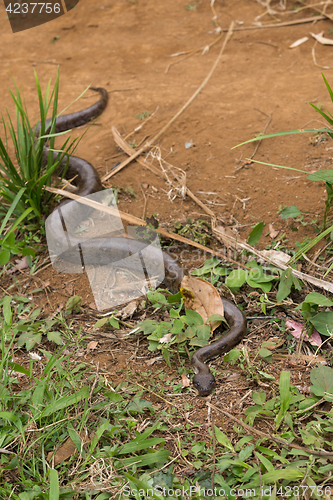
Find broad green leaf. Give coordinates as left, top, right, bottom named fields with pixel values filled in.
left=310, top=312, right=333, bottom=336
left=185, top=309, right=204, bottom=326
left=167, top=291, right=182, bottom=303
left=258, top=370, right=275, bottom=380
left=47, top=331, right=63, bottom=345
left=109, top=317, right=119, bottom=328
left=17, top=331, right=42, bottom=350
left=279, top=205, right=301, bottom=219
left=94, top=318, right=109, bottom=328
left=307, top=169, right=333, bottom=184
left=304, top=292, right=333, bottom=307
left=259, top=348, right=272, bottom=363
left=246, top=278, right=272, bottom=293
left=214, top=426, right=234, bottom=451
left=32, top=380, right=46, bottom=408
left=0, top=250, right=10, bottom=265
left=276, top=371, right=292, bottom=429
left=90, top=421, right=111, bottom=453
left=7, top=362, right=30, bottom=376
left=252, top=391, right=266, bottom=405
left=49, top=468, right=59, bottom=500
left=118, top=437, right=165, bottom=455
left=255, top=451, right=274, bottom=472
left=247, top=221, right=264, bottom=245
left=106, top=392, right=123, bottom=403
left=162, top=346, right=171, bottom=367
left=311, top=365, right=333, bottom=402
left=2, top=296, right=12, bottom=325
left=225, top=269, right=247, bottom=290
left=68, top=425, right=83, bottom=452
left=117, top=450, right=170, bottom=468
left=238, top=445, right=255, bottom=462
left=276, top=268, right=293, bottom=302
left=247, top=468, right=304, bottom=487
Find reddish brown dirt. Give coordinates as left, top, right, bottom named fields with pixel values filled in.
left=0, top=1, right=332, bottom=420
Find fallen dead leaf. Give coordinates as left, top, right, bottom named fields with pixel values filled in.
left=181, top=276, right=223, bottom=331
left=181, top=373, right=190, bottom=387
left=47, top=430, right=89, bottom=465
left=145, top=356, right=162, bottom=365
left=65, top=283, right=74, bottom=295
left=268, top=223, right=279, bottom=239
left=224, top=372, right=242, bottom=382
left=7, top=255, right=29, bottom=274
left=286, top=319, right=322, bottom=347
left=87, top=341, right=98, bottom=350
left=118, top=300, right=139, bottom=319
left=159, top=332, right=173, bottom=344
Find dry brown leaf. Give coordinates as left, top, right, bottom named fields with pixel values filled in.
left=224, top=372, right=242, bottom=382
left=7, top=255, right=29, bottom=274
left=119, top=300, right=139, bottom=319
left=181, top=373, right=190, bottom=387
left=87, top=341, right=98, bottom=350
left=159, top=333, right=173, bottom=344
left=268, top=223, right=279, bottom=239
left=65, top=283, right=74, bottom=295
left=181, top=276, right=223, bottom=331
left=145, top=356, right=162, bottom=366
left=47, top=430, right=89, bottom=465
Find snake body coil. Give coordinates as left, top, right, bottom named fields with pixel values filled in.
left=40, top=87, right=247, bottom=396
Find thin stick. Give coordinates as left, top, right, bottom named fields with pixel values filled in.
left=235, top=112, right=272, bottom=171
left=44, top=185, right=251, bottom=270
left=219, top=15, right=326, bottom=32
left=298, top=0, right=333, bottom=22
left=101, top=21, right=235, bottom=183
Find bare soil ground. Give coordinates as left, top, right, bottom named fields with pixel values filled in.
left=1, top=1, right=333, bottom=420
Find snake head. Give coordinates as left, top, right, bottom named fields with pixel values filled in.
left=192, top=373, right=216, bottom=397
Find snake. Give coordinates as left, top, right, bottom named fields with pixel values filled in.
left=37, top=86, right=247, bottom=397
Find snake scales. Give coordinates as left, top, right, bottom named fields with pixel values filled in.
left=38, top=87, right=247, bottom=397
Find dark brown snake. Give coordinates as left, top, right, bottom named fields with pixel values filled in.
left=37, top=87, right=247, bottom=397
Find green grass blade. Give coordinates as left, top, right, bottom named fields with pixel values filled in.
left=309, top=103, right=333, bottom=128
left=118, top=438, right=165, bottom=455
left=322, top=73, right=333, bottom=104
left=40, top=387, right=89, bottom=417
left=117, top=450, right=170, bottom=468
left=5, top=207, right=34, bottom=236
left=0, top=187, right=27, bottom=235
left=49, top=468, right=59, bottom=500
left=233, top=128, right=333, bottom=148
left=244, top=158, right=308, bottom=173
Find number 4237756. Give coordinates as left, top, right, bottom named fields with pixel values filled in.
left=6, top=3, right=61, bottom=14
